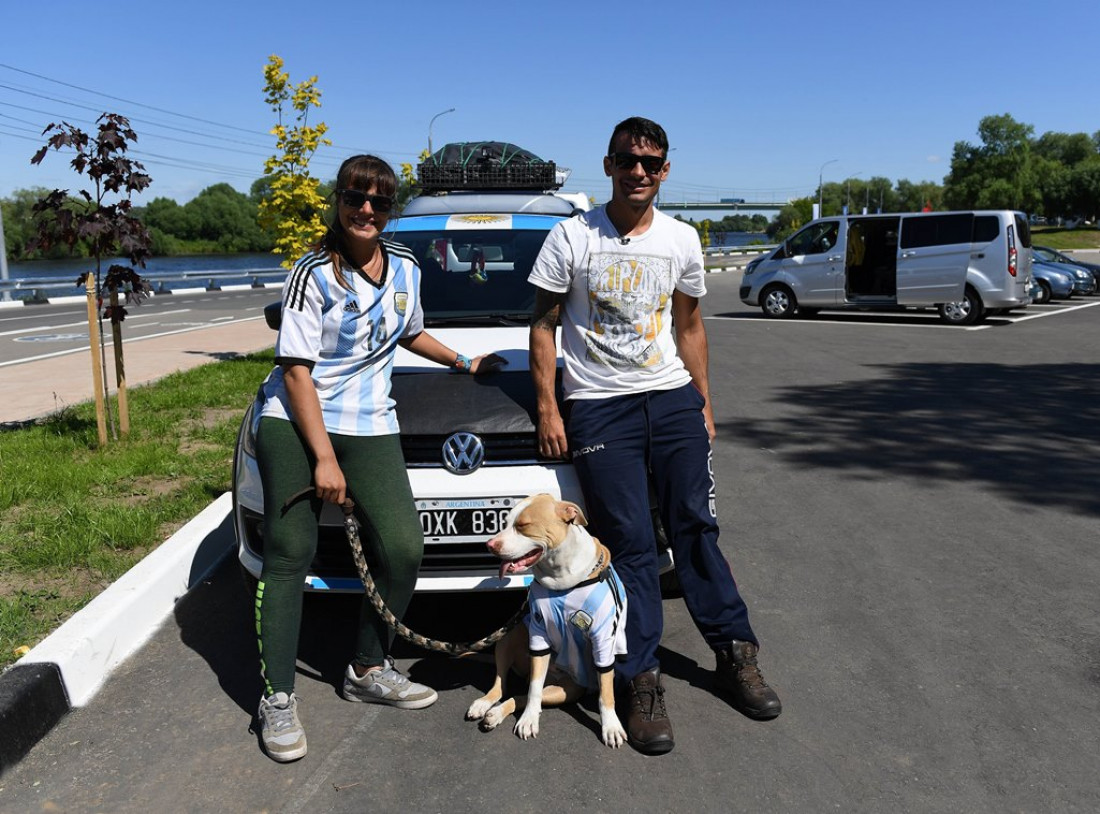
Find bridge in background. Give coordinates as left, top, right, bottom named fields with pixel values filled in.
left=657, top=200, right=788, bottom=212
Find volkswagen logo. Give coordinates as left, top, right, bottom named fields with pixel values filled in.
left=442, top=432, right=485, bottom=475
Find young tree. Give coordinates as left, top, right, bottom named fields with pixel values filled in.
left=257, top=55, right=331, bottom=269
left=30, top=113, right=153, bottom=444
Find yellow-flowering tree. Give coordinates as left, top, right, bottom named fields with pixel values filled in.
left=397, top=150, right=430, bottom=211
left=258, top=55, right=331, bottom=269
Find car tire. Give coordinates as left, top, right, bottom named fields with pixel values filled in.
left=760, top=284, right=797, bottom=319
left=239, top=560, right=259, bottom=603
left=937, top=286, right=985, bottom=325
left=1035, top=280, right=1052, bottom=304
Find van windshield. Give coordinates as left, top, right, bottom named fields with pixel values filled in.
left=389, top=228, right=553, bottom=321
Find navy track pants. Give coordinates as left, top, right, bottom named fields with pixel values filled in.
left=566, top=383, right=757, bottom=682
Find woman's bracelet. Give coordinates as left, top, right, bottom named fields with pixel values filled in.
left=453, top=353, right=473, bottom=373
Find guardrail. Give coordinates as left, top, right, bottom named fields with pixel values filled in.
left=704, top=244, right=775, bottom=256
left=0, top=268, right=286, bottom=304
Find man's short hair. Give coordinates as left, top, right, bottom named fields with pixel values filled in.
left=608, top=117, right=669, bottom=157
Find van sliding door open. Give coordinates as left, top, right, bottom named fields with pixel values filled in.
left=896, top=213, right=974, bottom=305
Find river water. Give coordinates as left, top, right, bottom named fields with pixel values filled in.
left=5, top=232, right=767, bottom=294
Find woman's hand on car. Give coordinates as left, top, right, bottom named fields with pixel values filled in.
left=471, top=352, right=507, bottom=375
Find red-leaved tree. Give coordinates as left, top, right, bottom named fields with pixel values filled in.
left=30, top=113, right=154, bottom=443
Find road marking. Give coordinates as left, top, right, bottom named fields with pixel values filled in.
left=971, top=299, right=1100, bottom=327
left=707, top=300, right=1100, bottom=330
left=0, top=308, right=193, bottom=338
left=0, top=315, right=265, bottom=368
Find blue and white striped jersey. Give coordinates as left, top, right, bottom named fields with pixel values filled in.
left=256, top=241, right=424, bottom=436
left=527, top=565, right=628, bottom=690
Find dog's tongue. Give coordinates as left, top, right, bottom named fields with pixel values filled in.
left=499, top=549, right=541, bottom=580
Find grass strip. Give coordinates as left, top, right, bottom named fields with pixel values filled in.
left=0, top=350, right=275, bottom=668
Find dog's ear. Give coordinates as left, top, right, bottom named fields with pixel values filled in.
left=558, top=501, right=588, bottom=526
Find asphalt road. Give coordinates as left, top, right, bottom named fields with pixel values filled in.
left=0, top=287, right=280, bottom=367
left=3, top=272, right=1100, bottom=813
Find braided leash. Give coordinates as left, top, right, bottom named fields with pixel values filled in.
left=281, top=487, right=525, bottom=654
left=340, top=500, right=525, bottom=655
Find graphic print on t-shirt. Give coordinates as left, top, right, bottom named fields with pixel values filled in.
left=585, top=251, right=673, bottom=370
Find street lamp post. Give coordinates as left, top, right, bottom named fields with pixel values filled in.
left=427, top=107, right=456, bottom=155
left=818, top=159, right=838, bottom=216
left=846, top=172, right=862, bottom=213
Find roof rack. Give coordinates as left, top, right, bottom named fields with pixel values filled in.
left=418, top=141, right=561, bottom=191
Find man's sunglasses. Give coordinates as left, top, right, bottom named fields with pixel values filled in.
left=608, top=152, right=667, bottom=174
left=336, top=188, right=394, bottom=213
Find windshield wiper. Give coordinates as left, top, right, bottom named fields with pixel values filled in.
left=423, top=313, right=531, bottom=326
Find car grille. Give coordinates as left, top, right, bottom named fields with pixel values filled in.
left=402, top=432, right=542, bottom=466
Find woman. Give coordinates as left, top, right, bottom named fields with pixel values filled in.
left=251, top=154, right=500, bottom=763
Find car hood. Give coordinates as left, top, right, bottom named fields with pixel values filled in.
left=391, top=326, right=560, bottom=436
left=393, top=326, right=531, bottom=372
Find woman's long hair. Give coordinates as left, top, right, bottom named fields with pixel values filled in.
left=317, top=154, right=398, bottom=290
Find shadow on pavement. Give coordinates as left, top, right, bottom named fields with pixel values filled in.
left=723, top=362, right=1100, bottom=517
left=175, top=562, right=528, bottom=713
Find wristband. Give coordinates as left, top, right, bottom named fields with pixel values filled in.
left=453, top=353, right=473, bottom=373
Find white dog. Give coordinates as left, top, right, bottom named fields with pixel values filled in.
left=465, top=494, right=628, bottom=747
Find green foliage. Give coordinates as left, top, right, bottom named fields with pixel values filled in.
left=767, top=197, right=815, bottom=241
left=944, top=114, right=1038, bottom=211
left=257, top=55, right=331, bottom=270
left=138, top=184, right=273, bottom=253
left=0, top=349, right=276, bottom=666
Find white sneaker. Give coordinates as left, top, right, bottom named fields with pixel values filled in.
left=342, top=657, right=438, bottom=709
left=258, top=692, right=307, bottom=762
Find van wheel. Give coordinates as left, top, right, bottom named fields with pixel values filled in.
left=937, top=287, right=984, bottom=325
left=760, top=285, right=797, bottom=319
left=1035, top=280, right=1051, bottom=304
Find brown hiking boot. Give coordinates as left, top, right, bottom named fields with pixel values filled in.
left=624, top=667, right=674, bottom=755
left=715, top=641, right=782, bottom=720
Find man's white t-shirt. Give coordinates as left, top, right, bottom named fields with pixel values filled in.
left=528, top=206, right=706, bottom=400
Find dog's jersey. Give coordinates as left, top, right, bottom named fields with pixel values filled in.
left=527, top=564, right=628, bottom=690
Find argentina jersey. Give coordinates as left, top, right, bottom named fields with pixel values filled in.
left=526, top=565, right=628, bottom=690
left=256, top=241, right=424, bottom=436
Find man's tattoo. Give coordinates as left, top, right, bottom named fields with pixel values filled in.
left=532, top=290, right=564, bottom=331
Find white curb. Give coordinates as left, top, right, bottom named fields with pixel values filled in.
left=15, top=493, right=235, bottom=707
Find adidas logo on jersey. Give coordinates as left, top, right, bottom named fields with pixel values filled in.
left=344, top=300, right=360, bottom=313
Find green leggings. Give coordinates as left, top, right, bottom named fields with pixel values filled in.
left=254, top=417, right=424, bottom=696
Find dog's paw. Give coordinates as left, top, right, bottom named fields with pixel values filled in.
left=480, top=704, right=506, bottom=731
left=466, top=697, right=495, bottom=721
left=514, top=710, right=541, bottom=740
left=601, top=712, right=627, bottom=748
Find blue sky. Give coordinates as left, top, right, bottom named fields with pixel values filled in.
left=2, top=0, right=1097, bottom=207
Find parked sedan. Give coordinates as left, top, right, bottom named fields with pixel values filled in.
left=1033, top=245, right=1100, bottom=290
left=1030, top=260, right=1075, bottom=303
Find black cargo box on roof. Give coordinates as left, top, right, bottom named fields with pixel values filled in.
left=418, top=141, right=559, bottom=191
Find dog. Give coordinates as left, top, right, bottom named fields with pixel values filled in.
left=465, top=493, right=628, bottom=747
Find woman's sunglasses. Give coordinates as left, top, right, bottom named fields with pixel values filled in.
left=607, top=152, right=667, bottom=174
left=336, top=188, right=394, bottom=214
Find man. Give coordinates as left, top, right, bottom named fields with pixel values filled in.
left=527, top=117, right=781, bottom=755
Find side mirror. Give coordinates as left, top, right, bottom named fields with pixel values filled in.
left=264, top=302, right=282, bottom=331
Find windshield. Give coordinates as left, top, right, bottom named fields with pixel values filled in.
left=389, top=227, right=554, bottom=321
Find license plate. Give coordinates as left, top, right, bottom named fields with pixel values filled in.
left=416, top=497, right=523, bottom=542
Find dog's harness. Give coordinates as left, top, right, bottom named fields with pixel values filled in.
left=282, top=487, right=526, bottom=655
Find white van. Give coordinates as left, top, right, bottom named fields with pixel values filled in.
left=739, top=211, right=1032, bottom=325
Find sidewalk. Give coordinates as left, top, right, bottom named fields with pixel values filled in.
left=1, top=315, right=276, bottom=425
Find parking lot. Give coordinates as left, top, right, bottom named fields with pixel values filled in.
left=3, top=271, right=1099, bottom=813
